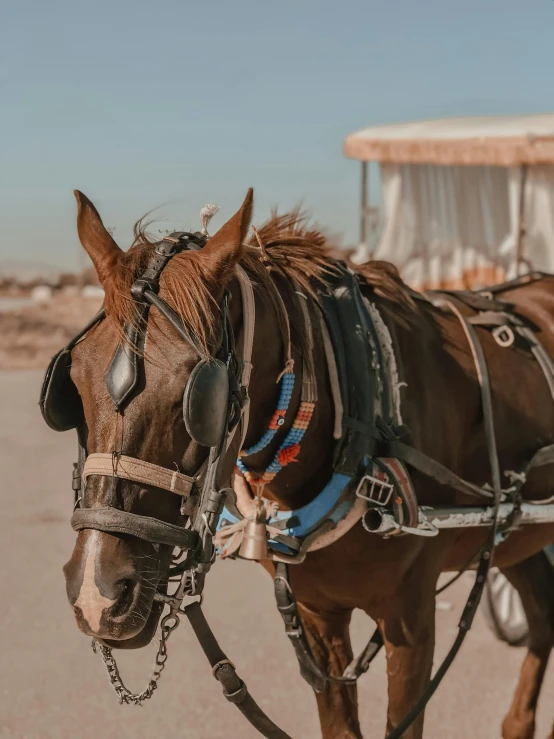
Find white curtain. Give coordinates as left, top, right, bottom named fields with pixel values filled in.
left=515, top=165, right=554, bottom=274
left=375, top=163, right=514, bottom=290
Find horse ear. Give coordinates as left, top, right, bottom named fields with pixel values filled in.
left=201, top=188, right=253, bottom=285
left=74, top=190, right=122, bottom=285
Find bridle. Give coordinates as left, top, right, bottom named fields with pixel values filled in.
left=70, top=231, right=254, bottom=592
left=40, top=230, right=295, bottom=738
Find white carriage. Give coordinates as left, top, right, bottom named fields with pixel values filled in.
left=344, top=114, right=554, bottom=644
left=345, top=114, right=554, bottom=289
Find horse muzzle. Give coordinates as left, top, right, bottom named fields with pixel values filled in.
left=63, top=529, right=164, bottom=643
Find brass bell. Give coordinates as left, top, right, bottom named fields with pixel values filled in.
left=239, top=518, right=269, bottom=561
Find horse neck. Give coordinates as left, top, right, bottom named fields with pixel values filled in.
left=236, top=273, right=479, bottom=513
left=236, top=272, right=335, bottom=511
left=378, top=296, right=481, bottom=473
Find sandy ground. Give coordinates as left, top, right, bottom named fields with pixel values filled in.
left=2, top=370, right=554, bottom=739
left=0, top=296, right=102, bottom=369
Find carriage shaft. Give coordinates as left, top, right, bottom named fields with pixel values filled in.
left=366, top=503, right=554, bottom=535
left=423, top=503, right=554, bottom=529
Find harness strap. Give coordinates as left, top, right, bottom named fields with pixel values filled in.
left=273, top=563, right=383, bottom=692
left=143, top=290, right=208, bottom=358
left=317, top=309, right=343, bottom=440
left=82, top=453, right=196, bottom=497
left=446, top=300, right=502, bottom=493
left=296, top=291, right=317, bottom=403
left=235, top=266, right=255, bottom=386
left=376, top=441, right=494, bottom=500
left=518, top=324, right=554, bottom=400
left=467, top=307, right=554, bottom=402
left=222, top=268, right=256, bottom=469
left=385, top=298, right=503, bottom=739
left=468, top=311, right=515, bottom=326
left=265, top=272, right=294, bottom=378
left=71, top=507, right=199, bottom=549
left=529, top=443, right=554, bottom=468
left=273, top=297, right=508, bottom=738
left=182, top=601, right=291, bottom=739
left=66, top=309, right=106, bottom=349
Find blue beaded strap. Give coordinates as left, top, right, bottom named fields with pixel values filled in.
left=237, top=372, right=295, bottom=466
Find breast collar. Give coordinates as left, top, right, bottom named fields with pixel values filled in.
left=215, top=266, right=411, bottom=564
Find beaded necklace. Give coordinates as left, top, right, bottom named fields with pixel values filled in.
left=237, top=246, right=317, bottom=494
left=236, top=368, right=315, bottom=491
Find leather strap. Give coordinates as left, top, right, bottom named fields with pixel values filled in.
left=517, top=324, right=554, bottom=401
left=376, top=440, right=494, bottom=500
left=467, top=306, right=554, bottom=401
left=235, top=266, right=255, bottom=391
left=143, top=290, right=208, bottom=358
left=66, top=309, right=106, bottom=350
left=445, top=300, right=502, bottom=496
left=468, top=311, right=515, bottom=326
left=83, top=453, right=196, bottom=497
left=183, top=601, right=291, bottom=739
left=273, top=563, right=383, bottom=692
left=71, top=507, right=199, bottom=549
left=235, top=266, right=255, bottom=449
left=529, top=443, right=554, bottom=468
left=318, top=309, right=343, bottom=440
left=385, top=297, right=503, bottom=739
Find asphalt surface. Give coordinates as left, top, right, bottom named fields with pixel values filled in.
left=1, top=370, right=554, bottom=739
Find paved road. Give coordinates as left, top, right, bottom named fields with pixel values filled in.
left=1, top=370, right=554, bottom=739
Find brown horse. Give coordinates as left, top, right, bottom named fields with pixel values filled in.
left=62, top=189, right=554, bottom=739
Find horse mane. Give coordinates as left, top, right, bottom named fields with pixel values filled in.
left=103, top=210, right=414, bottom=352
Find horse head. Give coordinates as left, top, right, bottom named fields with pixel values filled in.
left=61, top=189, right=254, bottom=647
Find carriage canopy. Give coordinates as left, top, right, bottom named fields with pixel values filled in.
left=345, top=114, right=554, bottom=290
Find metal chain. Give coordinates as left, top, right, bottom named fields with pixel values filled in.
left=91, top=612, right=180, bottom=705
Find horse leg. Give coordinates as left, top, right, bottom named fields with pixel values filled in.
left=374, top=575, right=436, bottom=739
left=500, top=551, right=554, bottom=739
left=299, top=605, right=362, bottom=739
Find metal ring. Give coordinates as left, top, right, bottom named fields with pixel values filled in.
left=177, top=592, right=204, bottom=614
left=492, top=325, right=515, bottom=348
left=160, top=613, right=180, bottom=632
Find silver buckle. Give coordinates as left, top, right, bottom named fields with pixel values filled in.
left=356, top=471, right=394, bottom=508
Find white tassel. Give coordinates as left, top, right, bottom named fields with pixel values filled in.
left=200, top=203, right=220, bottom=236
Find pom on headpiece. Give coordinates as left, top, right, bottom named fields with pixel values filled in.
left=200, top=203, right=220, bottom=236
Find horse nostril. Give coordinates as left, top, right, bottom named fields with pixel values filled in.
left=110, top=578, right=137, bottom=618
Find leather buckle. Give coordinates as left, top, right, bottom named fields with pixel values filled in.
left=130, top=278, right=160, bottom=300
left=72, top=463, right=81, bottom=491
left=212, top=658, right=235, bottom=678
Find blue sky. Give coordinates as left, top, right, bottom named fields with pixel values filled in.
left=1, top=0, right=553, bottom=268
